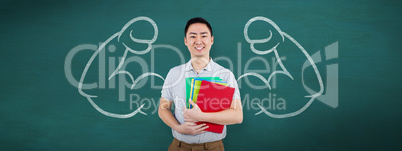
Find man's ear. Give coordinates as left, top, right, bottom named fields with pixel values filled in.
left=211, top=36, right=214, bottom=45
left=184, top=37, right=187, bottom=46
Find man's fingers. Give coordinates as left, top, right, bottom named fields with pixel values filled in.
left=182, top=122, right=208, bottom=135
left=200, top=125, right=209, bottom=131
left=189, top=100, right=198, bottom=109
left=194, top=125, right=209, bottom=134
left=195, top=123, right=207, bottom=129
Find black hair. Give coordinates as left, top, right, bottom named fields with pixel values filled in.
left=184, top=17, right=213, bottom=37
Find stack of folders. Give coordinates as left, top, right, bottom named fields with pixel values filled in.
left=185, top=77, right=235, bottom=133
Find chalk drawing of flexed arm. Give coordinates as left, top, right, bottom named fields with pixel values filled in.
left=109, top=17, right=164, bottom=90
left=238, top=16, right=324, bottom=118
left=239, top=17, right=294, bottom=90
left=78, top=17, right=164, bottom=118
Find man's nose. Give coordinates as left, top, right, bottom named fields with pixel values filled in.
left=195, top=36, right=202, bottom=43
left=195, top=38, right=203, bottom=45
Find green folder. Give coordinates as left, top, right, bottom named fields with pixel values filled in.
left=186, top=77, right=221, bottom=108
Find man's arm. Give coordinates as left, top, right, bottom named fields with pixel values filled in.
left=183, top=99, right=243, bottom=125
left=158, top=97, right=209, bottom=135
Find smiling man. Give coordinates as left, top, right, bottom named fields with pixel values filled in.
left=158, top=17, right=243, bottom=151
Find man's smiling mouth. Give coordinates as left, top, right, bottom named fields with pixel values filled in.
left=195, top=46, right=204, bottom=51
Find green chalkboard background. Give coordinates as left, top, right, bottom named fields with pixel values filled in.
left=1, top=0, right=401, bottom=150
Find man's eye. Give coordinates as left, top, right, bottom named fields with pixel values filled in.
left=202, top=36, right=207, bottom=38
left=190, top=36, right=195, bottom=38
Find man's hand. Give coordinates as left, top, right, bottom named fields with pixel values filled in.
left=175, top=122, right=209, bottom=135
left=159, top=98, right=209, bottom=135
left=183, top=100, right=204, bottom=122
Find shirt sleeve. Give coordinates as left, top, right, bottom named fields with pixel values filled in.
left=161, top=69, right=174, bottom=101
left=227, top=71, right=241, bottom=100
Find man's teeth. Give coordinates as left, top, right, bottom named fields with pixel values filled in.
left=195, top=47, right=204, bottom=50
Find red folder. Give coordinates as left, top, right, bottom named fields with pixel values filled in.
left=196, top=80, right=235, bottom=133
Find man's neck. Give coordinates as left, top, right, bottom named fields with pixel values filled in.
left=191, top=57, right=210, bottom=73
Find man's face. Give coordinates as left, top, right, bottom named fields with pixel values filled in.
left=185, top=23, right=214, bottom=58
